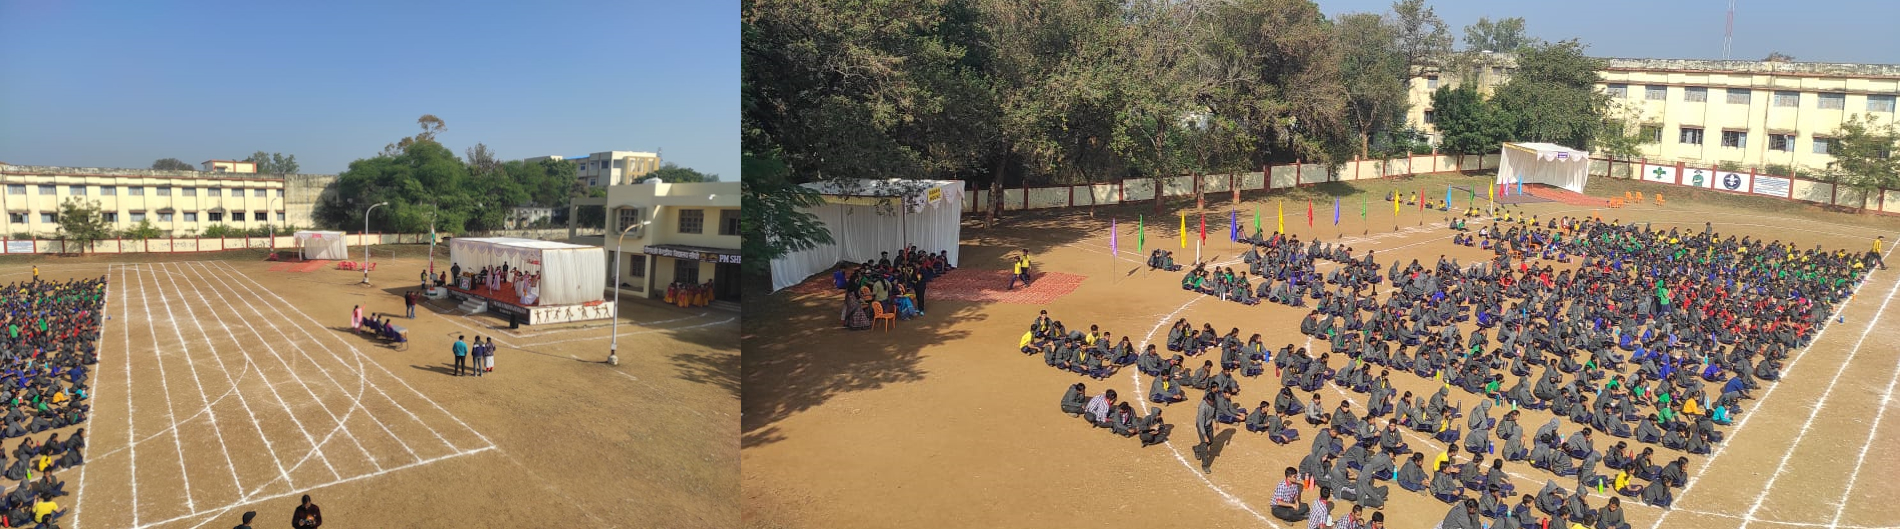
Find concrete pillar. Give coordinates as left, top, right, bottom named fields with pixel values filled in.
left=567, top=204, right=578, bottom=239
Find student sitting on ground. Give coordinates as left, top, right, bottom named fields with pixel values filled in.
left=1060, top=383, right=1088, bottom=417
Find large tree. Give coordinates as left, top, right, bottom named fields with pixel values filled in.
left=151, top=158, right=194, bottom=171
left=646, top=162, right=718, bottom=182
left=740, top=149, right=832, bottom=277
left=382, top=114, right=448, bottom=157
left=1390, top=0, right=1452, bottom=80
left=1819, top=114, right=1900, bottom=211
left=1337, top=12, right=1410, bottom=159
left=1463, top=16, right=1533, bottom=53
left=1490, top=39, right=1610, bottom=150
left=245, top=151, right=300, bottom=174
left=465, top=143, right=501, bottom=176
left=55, top=197, right=114, bottom=254
left=1430, top=85, right=1513, bottom=155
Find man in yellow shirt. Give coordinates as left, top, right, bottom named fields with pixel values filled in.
left=33, top=494, right=60, bottom=524
left=1872, top=236, right=1888, bottom=270
left=1007, top=249, right=1033, bottom=289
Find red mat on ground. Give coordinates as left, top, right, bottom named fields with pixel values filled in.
left=268, top=260, right=331, bottom=272
left=783, top=268, right=1087, bottom=305
left=1524, top=183, right=1609, bottom=207
left=450, top=281, right=535, bottom=306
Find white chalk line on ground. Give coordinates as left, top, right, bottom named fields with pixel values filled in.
left=123, top=265, right=142, bottom=527
left=1650, top=240, right=1900, bottom=529
left=450, top=310, right=712, bottom=339
left=1734, top=242, right=1900, bottom=529
left=1082, top=215, right=1895, bottom=527
left=147, top=446, right=497, bottom=529
left=133, top=259, right=199, bottom=512
left=1828, top=320, right=1900, bottom=528
left=69, top=263, right=113, bottom=529
left=140, top=263, right=252, bottom=502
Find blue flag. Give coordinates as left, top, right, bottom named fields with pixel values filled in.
left=1332, top=198, right=1340, bottom=226
left=1229, top=210, right=1239, bottom=241
left=1516, top=174, right=1524, bottom=196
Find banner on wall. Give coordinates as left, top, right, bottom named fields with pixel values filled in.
left=1682, top=167, right=1714, bottom=188
left=3, top=241, right=30, bottom=254
left=1642, top=164, right=1677, bottom=184
left=1753, top=175, right=1792, bottom=197
left=1716, top=171, right=1751, bottom=193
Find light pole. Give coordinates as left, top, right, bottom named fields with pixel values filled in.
left=426, top=201, right=440, bottom=280
left=608, top=219, right=647, bottom=366
left=362, top=201, right=388, bottom=285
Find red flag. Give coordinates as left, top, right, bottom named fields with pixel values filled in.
left=1306, top=201, right=1314, bottom=227
left=1199, top=212, right=1206, bottom=243
left=1418, top=188, right=1425, bottom=212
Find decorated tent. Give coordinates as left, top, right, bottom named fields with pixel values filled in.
left=448, top=237, right=605, bottom=306
left=1497, top=142, right=1591, bottom=193
left=293, top=230, right=349, bottom=260
left=770, top=179, right=964, bottom=292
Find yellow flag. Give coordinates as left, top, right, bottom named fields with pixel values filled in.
left=1276, top=200, right=1284, bottom=234
left=1393, top=192, right=1400, bottom=216
left=1179, top=212, right=1187, bottom=249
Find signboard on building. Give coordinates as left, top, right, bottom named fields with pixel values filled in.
left=1753, top=175, right=1792, bottom=198
left=645, top=246, right=741, bottom=264
left=3, top=241, right=31, bottom=254
left=1642, top=164, right=1677, bottom=184
left=1717, top=171, right=1751, bottom=193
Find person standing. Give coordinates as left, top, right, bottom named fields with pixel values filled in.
left=351, top=305, right=363, bottom=331
left=1195, top=390, right=1218, bottom=474
left=451, top=335, right=469, bottom=376
left=1872, top=236, right=1888, bottom=270
left=30, top=265, right=37, bottom=281
left=484, top=336, right=497, bottom=372
left=232, top=511, right=256, bottom=529
left=419, top=268, right=429, bottom=290
left=291, top=495, right=322, bottom=528
left=404, top=291, right=418, bottom=319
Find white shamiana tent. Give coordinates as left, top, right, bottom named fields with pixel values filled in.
left=293, top=231, right=349, bottom=260
left=770, top=179, right=964, bottom=292
left=1497, top=142, right=1591, bottom=193
left=448, top=237, right=605, bottom=306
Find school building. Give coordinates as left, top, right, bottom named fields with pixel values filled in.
left=1408, top=56, right=1900, bottom=173
left=571, top=179, right=740, bottom=306
left=0, top=163, right=337, bottom=237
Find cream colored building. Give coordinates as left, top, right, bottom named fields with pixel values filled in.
left=201, top=159, right=257, bottom=173
left=577, top=180, right=739, bottom=303
left=526, top=151, right=662, bottom=188
left=1409, top=56, right=1900, bottom=173
left=0, top=164, right=315, bottom=237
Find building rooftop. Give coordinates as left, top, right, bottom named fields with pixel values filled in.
left=1602, top=57, right=1900, bottom=77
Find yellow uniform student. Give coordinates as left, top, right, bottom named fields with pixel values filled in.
left=1682, top=397, right=1702, bottom=416
left=33, top=498, right=56, bottom=523
left=1019, top=331, right=1034, bottom=349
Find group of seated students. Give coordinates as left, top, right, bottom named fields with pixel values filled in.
left=1066, top=213, right=1875, bottom=525
left=1021, top=312, right=1135, bottom=380
left=835, top=246, right=949, bottom=324
left=357, top=314, right=407, bottom=345
left=1178, top=264, right=1261, bottom=305
left=1145, top=249, right=1183, bottom=272
left=0, top=276, right=105, bottom=528
left=1058, top=385, right=1171, bottom=447
left=1386, top=190, right=1453, bottom=212
left=664, top=281, right=716, bottom=308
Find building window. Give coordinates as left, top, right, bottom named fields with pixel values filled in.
left=627, top=254, right=646, bottom=277
left=1773, top=91, right=1800, bottom=107
left=1423, top=110, right=1435, bottom=125
left=1769, top=134, right=1794, bottom=152
left=209, top=212, right=223, bottom=222
left=1491, top=66, right=1504, bottom=76
left=1870, top=95, right=1897, bottom=113
left=185, top=212, right=198, bottom=222
left=1426, top=75, right=1439, bottom=89
left=276, top=212, right=285, bottom=222
left=253, top=189, right=266, bottom=197
left=1605, top=84, right=1627, bottom=98
left=1721, top=130, right=1747, bottom=148
left=156, top=186, right=171, bottom=196
left=276, top=189, right=284, bottom=197
left=37, top=185, right=54, bottom=195
left=1685, top=87, right=1708, bottom=103
left=69, top=186, right=85, bottom=195
left=103, top=212, right=117, bottom=222
left=233, top=212, right=246, bottom=222
left=1820, top=93, right=1846, bottom=110
left=129, top=186, right=144, bottom=196
left=7, top=213, right=22, bottom=224
left=1679, top=127, right=1704, bottom=145
left=1726, top=88, right=1751, bottom=105
left=39, top=213, right=54, bottom=223
left=101, top=186, right=115, bottom=195
left=159, top=212, right=173, bottom=222
left=182, top=187, right=196, bottom=196
left=677, top=209, right=704, bottom=234
left=130, top=212, right=146, bottom=222
left=673, top=258, right=700, bottom=285
left=1814, top=137, right=1834, bottom=154
left=589, top=178, right=598, bottom=186
left=1641, top=125, right=1663, bottom=143
left=720, top=209, right=740, bottom=236
left=208, top=187, right=221, bottom=196
left=5, top=185, right=22, bottom=195
left=1646, top=85, right=1666, bottom=100
left=617, top=207, right=642, bottom=232
left=254, top=211, right=265, bottom=222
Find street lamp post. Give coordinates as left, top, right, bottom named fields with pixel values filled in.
left=609, top=219, right=647, bottom=366
left=362, top=201, right=388, bottom=285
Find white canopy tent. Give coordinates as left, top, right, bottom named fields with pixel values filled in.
left=448, top=237, right=606, bottom=306
left=293, top=230, right=349, bottom=260
left=1497, top=142, right=1591, bottom=193
left=770, top=179, right=964, bottom=292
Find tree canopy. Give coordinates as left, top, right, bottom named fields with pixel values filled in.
left=645, top=162, right=718, bottom=182
left=245, top=151, right=300, bottom=174
left=1463, top=17, right=1534, bottom=53
left=1819, top=114, right=1900, bottom=210
left=56, top=197, right=114, bottom=253
left=1430, top=85, right=1513, bottom=155
left=315, top=115, right=579, bottom=233
left=151, top=158, right=194, bottom=171
left=1491, top=39, right=1610, bottom=150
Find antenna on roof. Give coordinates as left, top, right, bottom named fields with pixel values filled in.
left=1724, top=0, right=1735, bottom=60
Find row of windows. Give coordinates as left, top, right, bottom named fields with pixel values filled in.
left=675, top=209, right=741, bottom=236
left=5, top=185, right=282, bottom=197
left=1606, top=84, right=1898, bottom=111
left=1666, top=127, right=1838, bottom=153
left=8, top=211, right=285, bottom=224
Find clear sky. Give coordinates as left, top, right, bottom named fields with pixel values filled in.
left=1320, top=0, right=1900, bottom=64
left=0, top=0, right=737, bottom=179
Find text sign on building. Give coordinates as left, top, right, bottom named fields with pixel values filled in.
left=646, top=246, right=741, bottom=264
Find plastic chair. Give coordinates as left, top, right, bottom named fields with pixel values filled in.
left=1635, top=191, right=1645, bottom=201
left=871, top=300, right=897, bottom=331
left=1655, top=193, right=1666, bottom=206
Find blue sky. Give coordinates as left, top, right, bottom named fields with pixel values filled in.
left=1321, top=0, right=1899, bottom=64
left=0, top=0, right=737, bottom=179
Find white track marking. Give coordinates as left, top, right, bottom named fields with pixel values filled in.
left=70, top=265, right=111, bottom=529
left=141, top=446, right=495, bottom=529
left=123, top=265, right=141, bottom=527
left=1829, top=323, right=1900, bottom=528
left=1652, top=241, right=1900, bottom=529
left=518, top=316, right=738, bottom=347
left=1733, top=251, right=1900, bottom=529
left=133, top=260, right=198, bottom=511
left=140, top=263, right=248, bottom=501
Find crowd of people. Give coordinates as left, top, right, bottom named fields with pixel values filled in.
left=836, top=246, right=952, bottom=330
left=664, top=281, right=717, bottom=308
left=1022, top=207, right=1879, bottom=528
left=444, top=262, right=541, bottom=305
left=0, top=275, right=105, bottom=527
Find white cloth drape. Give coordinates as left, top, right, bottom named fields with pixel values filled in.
left=448, top=237, right=604, bottom=305
left=293, top=231, right=349, bottom=260
left=1496, top=142, right=1590, bottom=194
left=770, top=180, right=964, bottom=292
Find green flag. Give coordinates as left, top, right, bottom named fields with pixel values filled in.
left=1253, top=208, right=1261, bottom=235
left=1137, top=215, right=1145, bottom=254
left=1360, top=196, right=1367, bottom=220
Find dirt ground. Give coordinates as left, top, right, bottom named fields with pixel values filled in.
left=742, top=173, right=1900, bottom=529
left=2, top=248, right=738, bottom=528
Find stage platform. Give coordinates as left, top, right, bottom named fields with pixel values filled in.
left=445, top=282, right=614, bottom=326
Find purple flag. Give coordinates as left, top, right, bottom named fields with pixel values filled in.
left=1111, top=218, right=1118, bottom=257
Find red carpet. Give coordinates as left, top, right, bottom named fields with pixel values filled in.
left=1524, top=183, right=1610, bottom=207
left=268, top=260, right=331, bottom=272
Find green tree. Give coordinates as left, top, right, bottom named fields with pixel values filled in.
left=1462, top=17, right=1534, bottom=53
left=55, top=197, right=113, bottom=254
left=1818, top=114, right=1900, bottom=211
left=1430, top=85, right=1513, bottom=155
left=465, top=143, right=501, bottom=176
left=1337, top=12, right=1411, bottom=159
left=1491, top=39, right=1610, bottom=150
left=645, top=162, right=717, bottom=182
left=382, top=114, right=448, bottom=157
left=1594, top=102, right=1655, bottom=160
left=1391, top=0, right=1453, bottom=80
left=118, top=219, right=162, bottom=240
left=245, top=151, right=300, bottom=174
left=151, top=158, right=195, bottom=171
left=740, top=149, right=832, bottom=277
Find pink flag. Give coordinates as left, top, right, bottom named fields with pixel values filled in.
left=1110, top=218, right=1118, bottom=257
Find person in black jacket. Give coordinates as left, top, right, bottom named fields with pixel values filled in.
left=291, top=495, right=322, bottom=528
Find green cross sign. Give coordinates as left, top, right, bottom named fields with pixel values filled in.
left=1652, top=166, right=1668, bottom=180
